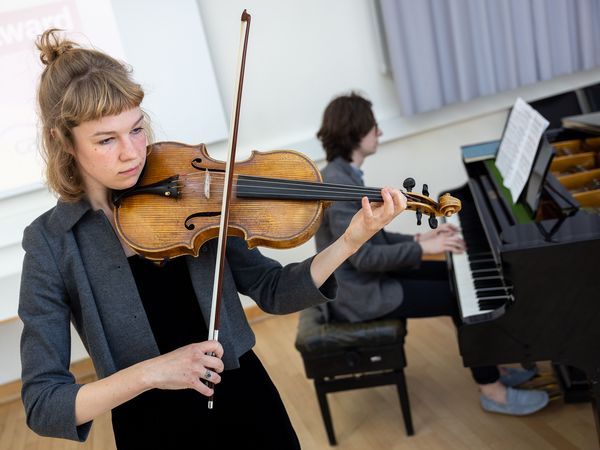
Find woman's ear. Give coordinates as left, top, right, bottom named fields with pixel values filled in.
left=52, top=128, right=76, bottom=156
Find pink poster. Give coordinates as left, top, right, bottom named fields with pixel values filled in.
left=0, top=0, right=124, bottom=195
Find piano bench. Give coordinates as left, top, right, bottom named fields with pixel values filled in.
left=294, top=306, right=414, bottom=446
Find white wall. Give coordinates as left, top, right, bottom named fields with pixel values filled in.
left=1, top=0, right=599, bottom=384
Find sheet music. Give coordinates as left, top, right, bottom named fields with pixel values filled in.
left=495, top=97, right=549, bottom=202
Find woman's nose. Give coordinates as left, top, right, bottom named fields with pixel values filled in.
left=120, top=138, right=138, bottom=159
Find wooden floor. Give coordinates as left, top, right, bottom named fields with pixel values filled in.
left=1, top=313, right=596, bottom=449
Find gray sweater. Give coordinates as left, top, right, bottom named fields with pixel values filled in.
left=315, top=157, right=422, bottom=322
left=19, top=199, right=336, bottom=441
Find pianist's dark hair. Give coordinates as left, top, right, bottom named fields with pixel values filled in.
left=317, top=92, right=377, bottom=162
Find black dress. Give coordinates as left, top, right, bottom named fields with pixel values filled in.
left=111, top=256, right=300, bottom=449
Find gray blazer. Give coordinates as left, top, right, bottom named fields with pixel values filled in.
left=19, top=199, right=336, bottom=441
left=315, top=157, right=422, bottom=322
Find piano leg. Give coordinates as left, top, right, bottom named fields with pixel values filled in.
left=587, top=367, right=600, bottom=447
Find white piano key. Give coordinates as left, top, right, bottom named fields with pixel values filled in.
left=446, top=214, right=497, bottom=321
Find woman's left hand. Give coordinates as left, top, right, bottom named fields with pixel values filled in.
left=343, top=187, right=407, bottom=251
left=309, top=187, right=406, bottom=288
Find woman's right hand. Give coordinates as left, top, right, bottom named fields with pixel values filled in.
left=142, top=340, right=224, bottom=397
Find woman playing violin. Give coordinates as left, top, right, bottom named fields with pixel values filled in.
left=19, top=30, right=407, bottom=449
left=315, top=92, right=549, bottom=417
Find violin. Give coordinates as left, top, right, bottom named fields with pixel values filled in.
left=112, top=141, right=462, bottom=261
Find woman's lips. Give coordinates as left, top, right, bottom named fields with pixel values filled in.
left=119, top=164, right=140, bottom=176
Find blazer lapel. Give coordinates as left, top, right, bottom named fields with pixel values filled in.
left=74, top=210, right=160, bottom=369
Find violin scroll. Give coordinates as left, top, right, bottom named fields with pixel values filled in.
left=437, top=192, right=462, bottom=217
left=402, top=182, right=462, bottom=229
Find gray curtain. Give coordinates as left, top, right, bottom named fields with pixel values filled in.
left=379, top=0, right=600, bottom=115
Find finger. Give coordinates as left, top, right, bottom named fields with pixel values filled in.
left=203, top=354, right=225, bottom=373
left=191, top=377, right=215, bottom=397
left=399, top=191, right=408, bottom=211
left=390, top=188, right=406, bottom=214
left=445, top=240, right=465, bottom=253
left=204, top=340, right=224, bottom=358
left=444, top=238, right=464, bottom=249
left=380, top=188, right=394, bottom=218
left=443, top=234, right=464, bottom=244
left=440, top=222, right=459, bottom=232
left=200, top=368, right=222, bottom=384
left=449, top=237, right=466, bottom=249
left=437, top=223, right=460, bottom=236
left=383, top=187, right=401, bottom=217
left=361, top=196, right=373, bottom=219
left=436, top=227, right=454, bottom=236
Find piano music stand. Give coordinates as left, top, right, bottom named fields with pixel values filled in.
left=533, top=176, right=580, bottom=242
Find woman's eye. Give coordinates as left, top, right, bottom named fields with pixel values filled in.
left=98, top=137, right=114, bottom=145
left=131, top=127, right=144, bottom=135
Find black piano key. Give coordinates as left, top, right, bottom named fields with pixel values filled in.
left=478, top=296, right=509, bottom=309
left=471, top=268, right=500, bottom=276
left=477, top=285, right=512, bottom=292
left=474, top=277, right=504, bottom=289
left=469, top=260, right=496, bottom=270
left=476, top=288, right=510, bottom=298
left=468, top=252, right=493, bottom=262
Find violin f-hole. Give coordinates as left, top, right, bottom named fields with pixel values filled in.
left=191, top=158, right=225, bottom=173
left=185, top=211, right=221, bottom=230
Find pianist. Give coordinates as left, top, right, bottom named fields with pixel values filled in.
left=314, top=92, right=549, bottom=416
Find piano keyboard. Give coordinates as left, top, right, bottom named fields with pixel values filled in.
left=446, top=211, right=513, bottom=324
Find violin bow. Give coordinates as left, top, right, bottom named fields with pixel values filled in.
left=206, top=10, right=251, bottom=409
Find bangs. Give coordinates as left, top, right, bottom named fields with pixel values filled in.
left=60, top=71, right=144, bottom=128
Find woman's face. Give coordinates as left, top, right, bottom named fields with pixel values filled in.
left=70, top=107, right=147, bottom=202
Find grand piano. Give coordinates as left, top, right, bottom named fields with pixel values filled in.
left=444, top=130, right=600, bottom=443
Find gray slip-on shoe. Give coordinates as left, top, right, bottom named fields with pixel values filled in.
left=480, top=387, right=549, bottom=415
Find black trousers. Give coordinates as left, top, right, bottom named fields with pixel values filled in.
left=376, top=261, right=500, bottom=385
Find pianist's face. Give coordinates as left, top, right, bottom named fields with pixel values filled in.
left=356, top=124, right=382, bottom=158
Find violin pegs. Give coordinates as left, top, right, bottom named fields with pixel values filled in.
left=416, top=208, right=422, bottom=226
left=428, top=215, right=438, bottom=229
left=403, top=177, right=416, bottom=192
left=422, top=183, right=429, bottom=197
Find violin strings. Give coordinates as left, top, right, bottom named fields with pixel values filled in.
left=173, top=184, right=427, bottom=203
left=174, top=182, right=427, bottom=203
left=164, top=172, right=431, bottom=203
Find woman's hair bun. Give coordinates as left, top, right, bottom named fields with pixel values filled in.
left=36, top=28, right=77, bottom=65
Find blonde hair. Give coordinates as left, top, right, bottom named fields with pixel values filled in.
left=36, top=29, right=149, bottom=201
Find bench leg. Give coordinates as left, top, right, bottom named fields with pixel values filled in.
left=395, top=370, right=414, bottom=435
left=315, top=380, right=338, bottom=446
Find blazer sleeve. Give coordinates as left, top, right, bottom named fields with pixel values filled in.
left=226, top=237, right=336, bottom=314
left=382, top=229, right=416, bottom=245
left=322, top=169, right=422, bottom=271
left=19, top=223, right=92, bottom=441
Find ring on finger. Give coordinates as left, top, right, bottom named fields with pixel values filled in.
left=204, top=369, right=212, bottom=380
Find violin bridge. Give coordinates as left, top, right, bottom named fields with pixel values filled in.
left=204, top=168, right=210, bottom=199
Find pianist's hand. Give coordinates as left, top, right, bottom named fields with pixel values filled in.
left=417, top=222, right=465, bottom=255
